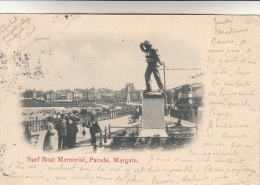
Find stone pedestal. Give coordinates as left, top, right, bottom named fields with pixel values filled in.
left=140, top=92, right=167, bottom=137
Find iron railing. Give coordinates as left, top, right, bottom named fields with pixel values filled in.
left=170, top=109, right=202, bottom=124
left=96, top=123, right=198, bottom=149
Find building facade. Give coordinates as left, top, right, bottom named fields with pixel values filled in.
left=88, top=91, right=101, bottom=101
left=100, top=89, right=114, bottom=101
left=114, top=90, right=125, bottom=100
left=73, top=91, right=83, bottom=101
left=130, top=91, right=143, bottom=103
left=172, top=83, right=204, bottom=107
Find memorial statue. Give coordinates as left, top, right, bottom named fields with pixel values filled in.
left=140, top=40, right=164, bottom=93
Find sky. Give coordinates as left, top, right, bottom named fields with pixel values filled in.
left=20, top=15, right=203, bottom=91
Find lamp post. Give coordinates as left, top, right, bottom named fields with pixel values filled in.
left=163, top=62, right=167, bottom=115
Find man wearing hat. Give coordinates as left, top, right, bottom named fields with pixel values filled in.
left=56, top=113, right=67, bottom=150
left=87, top=114, right=101, bottom=146
left=140, top=40, right=164, bottom=93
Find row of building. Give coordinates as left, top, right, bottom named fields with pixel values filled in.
left=22, top=82, right=204, bottom=107
left=22, top=83, right=143, bottom=103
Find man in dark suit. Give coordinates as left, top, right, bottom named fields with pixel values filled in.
left=140, top=40, right=164, bottom=92
left=56, top=114, right=67, bottom=150
left=67, top=114, right=79, bottom=148
left=87, top=115, right=101, bottom=146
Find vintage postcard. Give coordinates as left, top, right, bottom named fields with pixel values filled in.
left=0, top=14, right=259, bottom=185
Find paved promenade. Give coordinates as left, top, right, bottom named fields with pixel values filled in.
left=55, top=115, right=141, bottom=153
left=75, top=115, right=140, bottom=144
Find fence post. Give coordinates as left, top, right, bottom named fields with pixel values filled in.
left=136, top=126, right=139, bottom=136
left=32, top=118, right=34, bottom=132
left=108, top=124, right=111, bottom=139
left=35, top=117, right=38, bottom=132
left=166, top=124, right=168, bottom=133
left=99, top=131, right=102, bottom=147
left=104, top=126, right=107, bottom=143
left=40, top=120, right=43, bottom=131
left=29, top=121, right=32, bottom=132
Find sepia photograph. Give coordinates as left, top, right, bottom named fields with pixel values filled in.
left=0, top=15, right=204, bottom=153
left=0, top=13, right=259, bottom=185
left=17, top=15, right=204, bottom=152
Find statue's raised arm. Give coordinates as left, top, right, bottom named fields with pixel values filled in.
left=140, top=43, right=147, bottom=52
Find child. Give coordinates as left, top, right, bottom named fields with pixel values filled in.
left=82, top=122, right=87, bottom=138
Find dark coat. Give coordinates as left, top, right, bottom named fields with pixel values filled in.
left=67, top=121, right=79, bottom=135
left=87, top=121, right=101, bottom=134
left=56, top=119, right=67, bottom=136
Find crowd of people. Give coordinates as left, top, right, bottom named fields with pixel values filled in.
left=22, top=106, right=120, bottom=121
left=24, top=105, right=137, bottom=151
left=42, top=111, right=102, bottom=151
left=53, top=113, right=80, bottom=150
